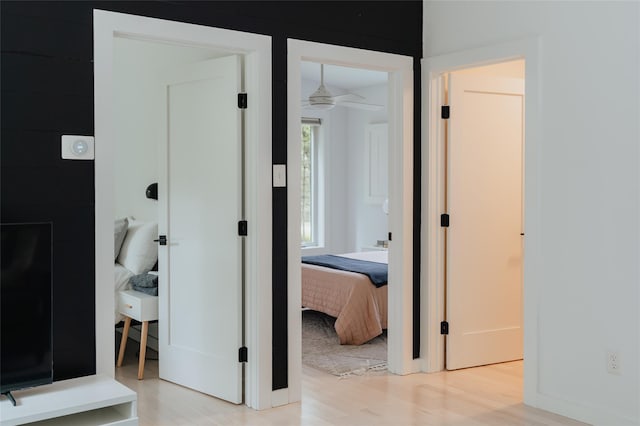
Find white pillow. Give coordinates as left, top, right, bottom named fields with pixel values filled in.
left=116, top=219, right=158, bottom=274
left=114, top=217, right=129, bottom=260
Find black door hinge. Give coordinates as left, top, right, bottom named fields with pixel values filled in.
left=154, top=235, right=167, bottom=246
left=388, top=232, right=392, bottom=241
left=238, top=346, right=248, bottom=363
left=441, top=105, right=450, bottom=119
left=238, top=220, right=248, bottom=236
left=440, top=214, right=450, bottom=228
left=238, top=93, right=247, bottom=109
left=440, top=321, right=449, bottom=335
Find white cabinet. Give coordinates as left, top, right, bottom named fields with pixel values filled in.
left=118, top=290, right=158, bottom=322
left=116, top=290, right=159, bottom=380
left=0, top=375, right=137, bottom=426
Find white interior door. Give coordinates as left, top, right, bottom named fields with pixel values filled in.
left=158, top=55, right=243, bottom=403
left=446, top=72, right=524, bottom=370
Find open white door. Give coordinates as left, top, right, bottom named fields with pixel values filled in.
left=158, top=55, right=244, bottom=403
left=446, top=72, right=524, bottom=370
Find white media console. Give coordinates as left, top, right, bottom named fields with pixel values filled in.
left=0, top=375, right=137, bottom=425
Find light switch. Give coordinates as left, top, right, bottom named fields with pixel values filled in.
left=273, top=164, right=286, bottom=187
left=61, top=135, right=94, bottom=160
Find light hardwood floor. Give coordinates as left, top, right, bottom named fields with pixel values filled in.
left=115, top=342, right=586, bottom=426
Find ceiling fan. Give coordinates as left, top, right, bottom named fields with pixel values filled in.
left=302, top=64, right=383, bottom=111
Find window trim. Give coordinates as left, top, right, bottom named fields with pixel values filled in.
left=301, top=119, right=322, bottom=248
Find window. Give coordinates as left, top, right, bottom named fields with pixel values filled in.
left=301, top=119, right=321, bottom=247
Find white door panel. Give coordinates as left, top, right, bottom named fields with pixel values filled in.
left=158, top=55, right=243, bottom=403
left=446, top=73, right=524, bottom=370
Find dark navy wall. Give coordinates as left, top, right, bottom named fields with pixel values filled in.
left=0, top=0, right=422, bottom=388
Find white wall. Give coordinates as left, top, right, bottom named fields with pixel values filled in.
left=325, top=105, right=351, bottom=253
left=113, top=38, right=221, bottom=222
left=300, top=78, right=350, bottom=254
left=346, top=84, right=389, bottom=251
left=424, top=2, right=640, bottom=425
left=453, top=59, right=524, bottom=78
left=300, top=78, right=389, bottom=254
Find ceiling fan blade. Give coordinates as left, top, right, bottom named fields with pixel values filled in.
left=337, top=100, right=383, bottom=111
left=333, top=93, right=365, bottom=101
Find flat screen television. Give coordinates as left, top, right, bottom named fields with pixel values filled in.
left=1, top=222, right=53, bottom=405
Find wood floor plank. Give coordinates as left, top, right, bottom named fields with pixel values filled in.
left=114, top=344, right=586, bottom=425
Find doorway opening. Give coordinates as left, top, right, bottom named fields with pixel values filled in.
left=111, top=34, right=232, bottom=374
left=285, top=38, right=415, bottom=404
left=423, top=37, right=541, bottom=405
left=94, top=10, right=273, bottom=409
left=298, top=61, right=390, bottom=377
left=442, top=60, right=525, bottom=371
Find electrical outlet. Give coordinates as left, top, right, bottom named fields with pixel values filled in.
left=607, top=351, right=620, bottom=374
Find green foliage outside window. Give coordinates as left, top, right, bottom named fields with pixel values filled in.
left=301, top=124, right=313, bottom=244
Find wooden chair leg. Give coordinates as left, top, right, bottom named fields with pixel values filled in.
left=138, top=321, right=149, bottom=380
left=117, top=317, right=131, bottom=367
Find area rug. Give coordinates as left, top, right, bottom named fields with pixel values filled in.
left=302, top=309, right=388, bottom=378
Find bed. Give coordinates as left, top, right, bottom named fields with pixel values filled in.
left=301, top=251, right=388, bottom=345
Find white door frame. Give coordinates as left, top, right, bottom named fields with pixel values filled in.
left=284, top=39, right=416, bottom=405
left=422, top=38, right=540, bottom=405
left=93, top=10, right=273, bottom=409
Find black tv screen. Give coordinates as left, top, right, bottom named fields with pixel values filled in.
left=1, top=222, right=53, bottom=394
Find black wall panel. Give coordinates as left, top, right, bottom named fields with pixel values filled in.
left=1, top=0, right=421, bottom=389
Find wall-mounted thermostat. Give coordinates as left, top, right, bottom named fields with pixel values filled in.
left=61, top=135, right=95, bottom=160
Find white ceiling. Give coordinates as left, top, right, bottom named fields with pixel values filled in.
left=300, top=61, right=388, bottom=90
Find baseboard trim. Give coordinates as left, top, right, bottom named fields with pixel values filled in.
left=533, top=392, right=639, bottom=426
left=271, top=388, right=289, bottom=407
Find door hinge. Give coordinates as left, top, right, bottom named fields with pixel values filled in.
left=440, top=213, right=450, bottom=228
left=440, top=321, right=449, bottom=335
left=441, top=105, right=450, bottom=119
left=154, top=235, right=167, bottom=246
left=238, top=93, right=247, bottom=109
left=388, top=232, right=392, bottom=241
left=238, top=220, right=248, bottom=236
left=238, top=346, right=248, bottom=363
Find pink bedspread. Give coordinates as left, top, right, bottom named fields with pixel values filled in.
left=301, top=252, right=387, bottom=345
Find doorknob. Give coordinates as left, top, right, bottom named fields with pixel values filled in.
left=154, top=235, right=167, bottom=245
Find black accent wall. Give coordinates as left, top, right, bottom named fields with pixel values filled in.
left=1, top=1, right=422, bottom=389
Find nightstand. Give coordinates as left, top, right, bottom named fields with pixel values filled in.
left=361, top=245, right=388, bottom=251
left=116, top=289, right=158, bottom=380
